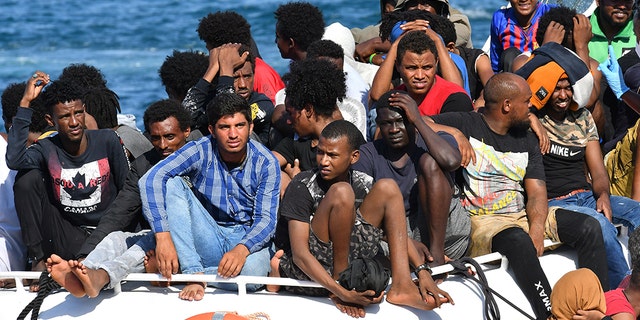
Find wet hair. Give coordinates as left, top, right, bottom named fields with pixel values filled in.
left=284, top=58, right=346, bottom=118
left=307, top=40, right=344, bottom=60
left=483, top=73, right=521, bottom=110
left=158, top=50, right=209, bottom=101
left=59, top=63, right=108, bottom=89
left=143, top=99, right=191, bottom=133
left=629, top=227, right=640, bottom=267
left=1, top=82, right=48, bottom=133
left=321, top=120, right=365, bottom=152
left=380, top=10, right=456, bottom=44
left=397, top=30, right=438, bottom=62
left=274, top=2, right=325, bottom=51
left=197, top=11, right=252, bottom=47
left=536, top=6, right=577, bottom=46
left=42, top=79, right=86, bottom=114
left=83, top=86, right=120, bottom=129
left=206, top=92, right=251, bottom=126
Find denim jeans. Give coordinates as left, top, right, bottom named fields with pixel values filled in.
left=82, top=230, right=155, bottom=289
left=165, top=177, right=271, bottom=292
left=367, top=108, right=377, bottom=142
left=548, top=191, right=640, bottom=288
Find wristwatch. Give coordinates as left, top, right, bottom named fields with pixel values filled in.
left=414, top=263, right=432, bottom=275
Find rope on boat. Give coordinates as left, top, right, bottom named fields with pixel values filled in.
left=16, top=271, right=61, bottom=320
left=243, top=312, right=271, bottom=320
left=449, top=257, right=535, bottom=320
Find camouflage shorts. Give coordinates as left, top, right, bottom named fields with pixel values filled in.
left=279, top=210, right=383, bottom=296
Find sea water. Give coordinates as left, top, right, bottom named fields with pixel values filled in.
left=0, top=0, right=498, bottom=132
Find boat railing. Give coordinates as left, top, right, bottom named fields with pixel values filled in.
left=0, top=239, right=563, bottom=296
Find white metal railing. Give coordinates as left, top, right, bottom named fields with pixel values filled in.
left=0, top=239, right=563, bottom=296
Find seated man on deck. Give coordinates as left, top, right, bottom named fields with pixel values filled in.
left=352, top=0, right=473, bottom=66
left=183, top=10, right=284, bottom=136
left=512, top=7, right=607, bottom=139
left=427, top=72, right=609, bottom=319
left=158, top=50, right=209, bottom=104
left=368, top=30, right=472, bottom=139
left=518, top=43, right=640, bottom=289
left=140, top=92, right=280, bottom=301
left=369, top=30, right=472, bottom=119
left=269, top=120, right=451, bottom=318
left=273, top=1, right=325, bottom=63
left=0, top=81, right=50, bottom=288
left=271, top=58, right=346, bottom=194
left=46, top=99, right=191, bottom=298
left=588, top=0, right=636, bottom=64
left=599, top=46, right=640, bottom=202
left=58, top=63, right=152, bottom=161
left=182, top=41, right=275, bottom=147
left=306, top=39, right=369, bottom=140
left=156, top=50, right=207, bottom=143
left=489, top=0, right=553, bottom=72
left=353, top=89, right=470, bottom=267
left=270, top=1, right=326, bottom=142
left=208, top=43, right=275, bottom=147
left=7, top=74, right=130, bottom=291
left=378, top=10, right=470, bottom=94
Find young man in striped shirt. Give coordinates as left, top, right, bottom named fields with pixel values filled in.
left=140, top=92, right=281, bottom=301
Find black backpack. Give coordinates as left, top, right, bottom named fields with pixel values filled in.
left=337, top=257, right=391, bottom=296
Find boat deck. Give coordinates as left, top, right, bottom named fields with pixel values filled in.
left=1, top=241, right=592, bottom=320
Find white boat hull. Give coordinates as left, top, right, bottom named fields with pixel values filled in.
left=1, top=244, right=591, bottom=320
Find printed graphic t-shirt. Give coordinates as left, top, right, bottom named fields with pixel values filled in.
left=432, top=112, right=545, bottom=216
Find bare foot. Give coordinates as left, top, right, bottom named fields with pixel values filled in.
left=179, top=281, right=206, bottom=301
left=386, top=282, right=447, bottom=310
left=46, top=254, right=85, bottom=297
left=144, top=250, right=169, bottom=287
left=329, top=294, right=366, bottom=318
left=0, top=278, right=16, bottom=289
left=28, top=259, right=47, bottom=292
left=266, top=249, right=284, bottom=292
left=70, top=260, right=109, bottom=298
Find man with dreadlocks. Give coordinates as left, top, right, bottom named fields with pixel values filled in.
left=82, top=86, right=152, bottom=161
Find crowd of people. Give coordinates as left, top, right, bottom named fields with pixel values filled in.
left=3, top=0, right=640, bottom=319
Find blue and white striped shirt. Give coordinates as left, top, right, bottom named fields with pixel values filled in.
left=139, top=136, right=280, bottom=253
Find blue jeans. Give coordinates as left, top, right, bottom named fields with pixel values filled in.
left=165, top=177, right=271, bottom=292
left=549, top=191, right=640, bottom=288
left=367, top=108, right=377, bottom=142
